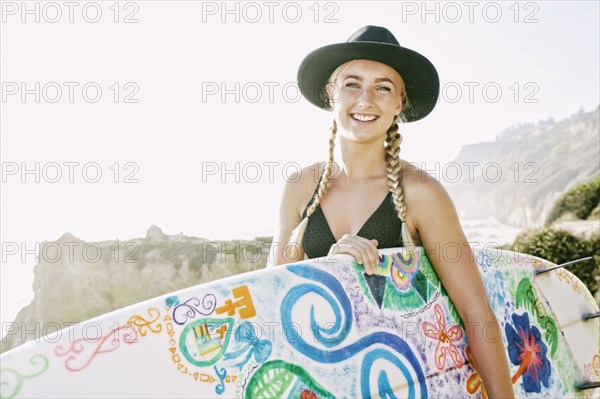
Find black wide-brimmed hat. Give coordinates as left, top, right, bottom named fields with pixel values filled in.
left=297, top=25, right=439, bottom=122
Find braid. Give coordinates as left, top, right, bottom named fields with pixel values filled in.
left=385, top=120, right=414, bottom=250
left=305, top=121, right=337, bottom=218
left=286, top=120, right=337, bottom=259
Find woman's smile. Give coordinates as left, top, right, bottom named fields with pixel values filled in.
left=350, top=113, right=380, bottom=122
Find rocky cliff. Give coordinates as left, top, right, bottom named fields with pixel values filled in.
left=1, top=226, right=270, bottom=353
left=447, top=106, right=599, bottom=227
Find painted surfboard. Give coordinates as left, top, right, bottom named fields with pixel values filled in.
left=1, top=247, right=598, bottom=398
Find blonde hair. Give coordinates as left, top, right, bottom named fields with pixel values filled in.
left=288, top=61, right=414, bottom=259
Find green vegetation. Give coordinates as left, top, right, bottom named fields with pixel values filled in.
left=545, top=176, right=600, bottom=225
left=504, top=176, right=600, bottom=296
left=503, top=228, right=599, bottom=295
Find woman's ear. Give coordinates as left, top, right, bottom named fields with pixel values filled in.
left=325, top=82, right=338, bottom=108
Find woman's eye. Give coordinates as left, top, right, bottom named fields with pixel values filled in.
left=344, top=83, right=392, bottom=92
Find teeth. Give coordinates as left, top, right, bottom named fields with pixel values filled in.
left=352, top=114, right=377, bottom=122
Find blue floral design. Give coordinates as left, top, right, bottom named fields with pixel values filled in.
left=505, top=312, right=551, bottom=393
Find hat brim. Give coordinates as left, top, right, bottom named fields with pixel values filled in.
left=297, top=42, right=439, bottom=122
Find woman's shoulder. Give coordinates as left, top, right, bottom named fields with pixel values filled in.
left=291, top=161, right=327, bottom=184
left=282, top=161, right=329, bottom=215
left=400, top=159, right=453, bottom=204
left=400, top=159, right=460, bottom=239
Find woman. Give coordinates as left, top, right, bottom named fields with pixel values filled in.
left=267, top=25, right=514, bottom=397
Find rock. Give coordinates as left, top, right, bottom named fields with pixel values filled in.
left=0, top=227, right=270, bottom=354
left=146, top=225, right=164, bottom=240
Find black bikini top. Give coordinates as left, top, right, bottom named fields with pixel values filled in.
left=301, top=173, right=404, bottom=259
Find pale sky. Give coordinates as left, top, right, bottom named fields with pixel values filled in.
left=1, top=1, right=599, bottom=325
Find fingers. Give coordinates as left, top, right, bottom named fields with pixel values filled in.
left=330, top=234, right=380, bottom=275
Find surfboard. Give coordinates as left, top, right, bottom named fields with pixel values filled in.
left=1, top=246, right=598, bottom=398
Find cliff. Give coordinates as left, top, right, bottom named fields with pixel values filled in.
left=447, top=106, right=600, bottom=227
left=1, top=226, right=270, bottom=353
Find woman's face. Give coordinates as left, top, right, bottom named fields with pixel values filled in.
left=326, top=59, right=404, bottom=143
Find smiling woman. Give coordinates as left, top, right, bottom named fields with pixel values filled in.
left=296, top=59, right=410, bottom=260
left=327, top=60, right=405, bottom=142
left=266, top=25, right=516, bottom=398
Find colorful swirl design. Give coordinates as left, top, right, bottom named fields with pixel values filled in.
left=390, top=252, right=419, bottom=292
left=127, top=308, right=162, bottom=337
left=173, top=294, right=217, bottom=325
left=283, top=265, right=352, bottom=347
left=282, top=265, right=427, bottom=398
left=391, top=252, right=419, bottom=275
left=361, top=349, right=422, bottom=398
left=0, top=354, right=49, bottom=399
left=377, top=253, right=393, bottom=274
left=54, top=324, right=138, bottom=372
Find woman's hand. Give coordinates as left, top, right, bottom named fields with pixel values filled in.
left=328, top=234, right=379, bottom=275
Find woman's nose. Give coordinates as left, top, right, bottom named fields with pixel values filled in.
left=357, top=88, right=375, bottom=108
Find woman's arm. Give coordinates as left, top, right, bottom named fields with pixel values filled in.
left=266, top=166, right=312, bottom=268
left=407, top=170, right=515, bottom=398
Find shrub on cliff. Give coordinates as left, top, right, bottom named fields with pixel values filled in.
left=545, top=176, right=600, bottom=225
left=503, top=228, right=599, bottom=294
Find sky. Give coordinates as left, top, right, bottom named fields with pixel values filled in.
left=1, top=1, right=599, bottom=326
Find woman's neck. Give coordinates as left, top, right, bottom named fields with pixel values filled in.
left=337, top=137, right=388, bottom=181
